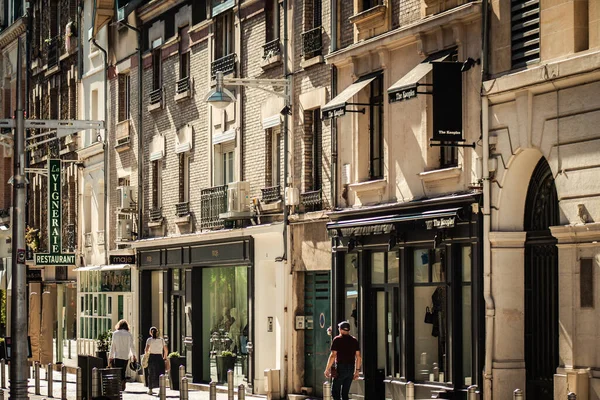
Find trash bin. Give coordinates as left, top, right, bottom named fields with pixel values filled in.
left=97, top=368, right=123, bottom=400
left=78, top=355, right=104, bottom=400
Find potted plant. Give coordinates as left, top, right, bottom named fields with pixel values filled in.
left=96, top=330, right=112, bottom=367
left=167, top=351, right=186, bottom=390
left=216, top=350, right=236, bottom=384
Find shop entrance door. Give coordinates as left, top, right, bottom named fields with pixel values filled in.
left=304, top=272, right=330, bottom=397
left=171, top=295, right=185, bottom=353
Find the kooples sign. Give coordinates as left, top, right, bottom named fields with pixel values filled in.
left=432, top=62, right=463, bottom=142
left=425, top=217, right=455, bottom=230
left=388, top=87, right=417, bottom=103
left=48, top=159, right=62, bottom=254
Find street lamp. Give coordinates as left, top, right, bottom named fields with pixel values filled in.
left=205, top=71, right=291, bottom=109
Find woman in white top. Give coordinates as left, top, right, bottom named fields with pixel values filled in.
left=145, top=326, right=168, bottom=395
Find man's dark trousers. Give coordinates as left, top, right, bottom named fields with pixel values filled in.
left=332, top=363, right=354, bottom=400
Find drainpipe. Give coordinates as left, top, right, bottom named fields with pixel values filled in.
left=330, top=65, right=337, bottom=209
left=91, top=34, right=109, bottom=265
left=282, top=0, right=289, bottom=261
left=330, top=0, right=337, bottom=52
left=480, top=0, right=494, bottom=398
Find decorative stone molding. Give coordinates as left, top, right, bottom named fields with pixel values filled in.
left=349, top=2, right=390, bottom=42
left=0, top=19, right=25, bottom=50
left=349, top=178, right=387, bottom=206
left=418, top=166, right=461, bottom=190
left=550, top=223, right=600, bottom=245
left=489, top=231, right=527, bottom=248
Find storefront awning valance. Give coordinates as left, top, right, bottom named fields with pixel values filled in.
left=387, top=50, right=454, bottom=104
left=74, top=264, right=132, bottom=271
left=327, top=207, right=461, bottom=238
left=322, top=75, right=377, bottom=119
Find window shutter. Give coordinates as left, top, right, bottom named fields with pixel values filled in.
left=179, top=153, right=185, bottom=202
left=118, top=74, right=126, bottom=122
left=313, top=109, right=322, bottom=191
left=511, top=0, right=540, bottom=68
left=152, top=161, right=159, bottom=207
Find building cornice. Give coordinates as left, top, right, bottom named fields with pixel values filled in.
left=0, top=18, right=26, bottom=50
left=138, top=0, right=186, bottom=23
left=483, top=49, right=600, bottom=103
left=325, top=2, right=481, bottom=67
left=489, top=231, right=527, bottom=248
left=77, top=142, right=104, bottom=160
left=550, top=223, right=600, bottom=245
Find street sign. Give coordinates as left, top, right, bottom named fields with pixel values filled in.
left=16, top=249, right=25, bottom=264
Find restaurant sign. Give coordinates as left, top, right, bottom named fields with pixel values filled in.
left=35, top=159, right=75, bottom=266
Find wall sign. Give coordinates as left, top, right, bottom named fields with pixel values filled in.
left=425, top=217, right=455, bottom=230
left=389, top=87, right=417, bottom=103
left=35, top=159, right=75, bottom=266
left=109, top=255, right=136, bottom=264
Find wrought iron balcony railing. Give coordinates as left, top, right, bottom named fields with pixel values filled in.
left=300, top=189, right=323, bottom=211
left=97, top=230, right=105, bottom=246
left=149, top=207, right=163, bottom=222
left=261, top=185, right=282, bottom=204
left=84, top=232, right=92, bottom=248
left=175, top=201, right=190, bottom=217
left=200, top=185, right=228, bottom=230
left=263, top=39, right=281, bottom=59
left=149, top=88, right=163, bottom=106
left=211, top=53, right=236, bottom=77
left=302, top=27, right=323, bottom=58
left=176, top=77, right=190, bottom=94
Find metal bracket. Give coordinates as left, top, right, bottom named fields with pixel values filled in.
left=345, top=108, right=366, bottom=114
left=429, top=141, right=476, bottom=148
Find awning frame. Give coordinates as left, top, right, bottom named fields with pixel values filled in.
left=322, top=72, right=382, bottom=119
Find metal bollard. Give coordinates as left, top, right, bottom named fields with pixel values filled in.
left=406, top=381, right=415, bottom=400
left=568, top=393, right=577, bottom=400
left=238, top=384, right=245, bottom=400
left=179, top=377, right=188, bottom=400
left=0, top=359, right=5, bottom=389
left=468, top=385, right=478, bottom=400
left=514, top=389, right=523, bottom=400
left=35, top=362, right=41, bottom=395
left=61, top=364, right=67, bottom=400
left=323, top=381, right=331, bottom=400
left=159, top=374, right=167, bottom=400
left=209, top=381, right=217, bottom=400
left=48, top=363, right=54, bottom=398
left=228, top=369, right=234, bottom=400
left=91, top=367, right=99, bottom=398
left=76, top=367, right=82, bottom=400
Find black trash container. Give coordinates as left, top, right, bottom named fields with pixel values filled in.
left=78, top=355, right=104, bottom=400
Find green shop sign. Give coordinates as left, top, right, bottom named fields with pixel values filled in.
left=35, top=159, right=75, bottom=266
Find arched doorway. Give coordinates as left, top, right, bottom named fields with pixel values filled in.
left=524, top=158, right=559, bottom=400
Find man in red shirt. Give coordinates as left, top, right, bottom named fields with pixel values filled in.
left=324, top=321, right=362, bottom=400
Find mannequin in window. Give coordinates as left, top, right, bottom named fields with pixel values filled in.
left=431, top=285, right=447, bottom=374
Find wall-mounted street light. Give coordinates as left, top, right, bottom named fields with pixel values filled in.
left=205, top=71, right=291, bottom=109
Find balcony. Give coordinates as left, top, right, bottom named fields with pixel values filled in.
left=261, top=39, right=282, bottom=69
left=211, top=53, right=236, bottom=77
left=200, top=185, right=227, bottom=230
left=176, top=77, right=190, bottom=95
left=115, top=120, right=131, bottom=152
left=300, top=189, right=323, bottom=212
left=84, top=232, right=92, bottom=248
left=148, top=88, right=163, bottom=112
left=47, top=39, right=59, bottom=69
left=175, top=202, right=190, bottom=217
left=261, top=185, right=282, bottom=204
left=149, top=207, right=163, bottom=222
left=97, top=230, right=105, bottom=246
left=302, top=27, right=323, bottom=59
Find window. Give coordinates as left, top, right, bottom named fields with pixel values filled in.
left=152, top=160, right=162, bottom=208
left=312, top=0, right=322, bottom=29
left=265, top=128, right=281, bottom=187
left=362, top=0, right=382, bottom=11
left=152, top=49, right=162, bottom=91
left=192, top=0, right=207, bottom=24
left=511, top=0, right=540, bottom=68
left=215, top=141, right=235, bottom=185
left=440, top=144, right=458, bottom=168
left=50, top=87, right=59, bottom=120
left=265, top=0, right=279, bottom=43
left=118, top=74, right=130, bottom=122
left=214, top=11, right=234, bottom=60
left=312, top=109, right=322, bottom=191
left=179, top=26, right=190, bottom=80
left=369, top=75, right=383, bottom=180
left=179, top=153, right=189, bottom=203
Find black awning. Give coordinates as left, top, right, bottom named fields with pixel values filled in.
left=322, top=74, right=378, bottom=119
left=327, top=207, right=461, bottom=238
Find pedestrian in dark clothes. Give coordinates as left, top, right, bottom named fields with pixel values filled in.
left=324, top=321, right=362, bottom=400
left=144, top=327, right=168, bottom=395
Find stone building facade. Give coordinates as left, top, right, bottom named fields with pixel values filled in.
left=484, top=2, right=600, bottom=400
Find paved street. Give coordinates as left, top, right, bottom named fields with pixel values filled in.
left=0, top=368, right=266, bottom=400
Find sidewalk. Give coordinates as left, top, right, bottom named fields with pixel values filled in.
left=4, top=368, right=265, bottom=400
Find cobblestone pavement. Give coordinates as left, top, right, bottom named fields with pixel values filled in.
left=1, top=369, right=265, bottom=400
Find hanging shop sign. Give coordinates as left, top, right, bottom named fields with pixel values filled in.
left=432, top=62, right=463, bottom=142
left=35, top=159, right=75, bottom=266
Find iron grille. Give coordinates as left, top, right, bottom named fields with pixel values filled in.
left=149, top=207, right=163, bottom=222
left=511, top=0, right=540, bottom=68
left=263, top=39, right=281, bottom=59
left=211, top=53, right=236, bottom=76
left=300, top=189, right=322, bottom=207
left=65, top=223, right=76, bottom=252
left=302, top=27, right=322, bottom=58
left=84, top=232, right=92, bottom=248
left=149, top=88, right=163, bottom=106
left=175, top=201, right=190, bottom=217
left=200, top=185, right=227, bottom=230
left=261, top=185, right=281, bottom=204
left=176, top=77, right=190, bottom=94
left=47, top=39, right=59, bottom=68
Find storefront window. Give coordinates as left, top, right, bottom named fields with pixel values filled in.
left=413, top=248, right=449, bottom=383
left=202, top=266, right=248, bottom=386
left=344, top=253, right=359, bottom=340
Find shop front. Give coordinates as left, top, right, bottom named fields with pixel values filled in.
left=327, top=193, right=483, bottom=400
left=138, top=237, right=254, bottom=388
